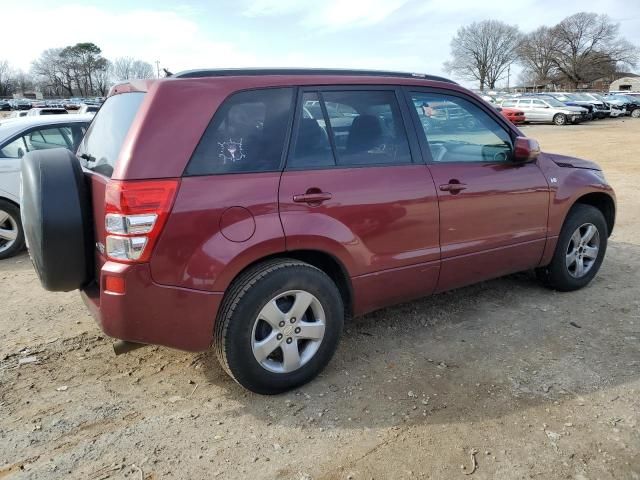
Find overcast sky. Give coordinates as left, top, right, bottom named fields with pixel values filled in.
left=2, top=0, right=639, bottom=86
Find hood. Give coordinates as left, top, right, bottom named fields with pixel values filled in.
left=547, top=153, right=601, bottom=171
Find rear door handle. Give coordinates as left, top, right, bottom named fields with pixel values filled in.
left=439, top=183, right=467, bottom=193
left=293, top=192, right=332, bottom=204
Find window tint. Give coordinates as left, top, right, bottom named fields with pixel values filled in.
left=411, top=92, right=513, bottom=163
left=26, top=128, right=70, bottom=150
left=322, top=91, right=411, bottom=166
left=186, top=88, right=294, bottom=175
left=501, top=100, right=517, bottom=107
left=289, top=92, right=335, bottom=168
left=532, top=100, right=546, bottom=107
left=78, top=92, right=145, bottom=177
left=0, top=125, right=85, bottom=159
left=0, top=137, right=27, bottom=158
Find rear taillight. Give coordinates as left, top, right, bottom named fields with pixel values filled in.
left=104, top=179, right=179, bottom=263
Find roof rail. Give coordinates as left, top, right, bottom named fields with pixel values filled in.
left=171, top=68, right=457, bottom=84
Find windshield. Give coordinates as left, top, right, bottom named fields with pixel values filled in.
left=76, top=92, right=145, bottom=177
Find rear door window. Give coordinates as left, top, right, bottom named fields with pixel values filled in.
left=77, top=92, right=145, bottom=177
left=289, top=89, right=412, bottom=169
left=185, top=88, right=294, bottom=175
left=323, top=91, right=411, bottom=166
left=289, top=92, right=335, bottom=168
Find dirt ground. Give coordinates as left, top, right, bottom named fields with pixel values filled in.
left=1, top=118, right=639, bottom=480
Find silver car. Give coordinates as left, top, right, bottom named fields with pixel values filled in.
left=501, top=97, right=587, bottom=125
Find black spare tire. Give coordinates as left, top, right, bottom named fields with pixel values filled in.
left=21, top=148, right=94, bottom=291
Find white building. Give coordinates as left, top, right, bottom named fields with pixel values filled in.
left=609, top=76, right=640, bottom=92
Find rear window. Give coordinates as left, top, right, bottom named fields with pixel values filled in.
left=185, top=88, right=294, bottom=175
left=77, top=92, right=145, bottom=177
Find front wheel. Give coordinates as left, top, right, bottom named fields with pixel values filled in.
left=214, top=259, right=344, bottom=394
left=553, top=113, right=567, bottom=126
left=0, top=200, right=25, bottom=260
left=631, top=109, right=640, bottom=118
left=537, top=204, right=608, bottom=291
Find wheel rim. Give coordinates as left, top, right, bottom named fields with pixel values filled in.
left=251, top=290, right=326, bottom=374
left=556, top=115, right=565, bottom=125
left=0, top=208, right=18, bottom=254
left=565, top=223, right=600, bottom=278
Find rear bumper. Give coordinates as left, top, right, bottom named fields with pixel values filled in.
left=81, top=262, right=223, bottom=352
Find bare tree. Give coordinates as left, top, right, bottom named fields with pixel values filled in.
left=0, top=60, right=15, bottom=97
left=518, top=27, right=558, bottom=86
left=444, top=20, right=521, bottom=90
left=549, top=12, right=638, bottom=88
left=113, top=56, right=154, bottom=81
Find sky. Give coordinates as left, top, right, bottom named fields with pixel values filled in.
left=1, top=0, right=639, bottom=87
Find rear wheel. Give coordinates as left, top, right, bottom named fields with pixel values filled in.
left=214, top=259, right=344, bottom=394
left=537, top=204, right=608, bottom=291
left=553, top=113, right=567, bottom=126
left=0, top=200, right=24, bottom=260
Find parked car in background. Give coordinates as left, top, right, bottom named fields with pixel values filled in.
left=78, top=103, right=100, bottom=115
left=495, top=105, right=526, bottom=125
left=542, top=93, right=595, bottom=120
left=19, top=69, right=615, bottom=394
left=501, top=97, right=586, bottom=125
left=605, top=93, right=640, bottom=118
left=7, top=111, right=29, bottom=119
left=12, top=99, right=32, bottom=111
left=26, top=107, right=68, bottom=116
left=63, top=99, right=81, bottom=110
left=0, top=114, right=92, bottom=259
left=0, top=100, right=11, bottom=111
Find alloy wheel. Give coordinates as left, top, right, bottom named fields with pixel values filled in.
left=565, top=223, right=600, bottom=278
left=251, top=290, right=326, bottom=373
left=0, top=209, right=18, bottom=254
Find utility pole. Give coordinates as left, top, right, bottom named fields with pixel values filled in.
left=155, top=60, right=161, bottom=78
left=507, top=64, right=511, bottom=92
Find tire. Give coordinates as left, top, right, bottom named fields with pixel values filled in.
left=214, top=259, right=344, bottom=394
left=631, top=109, right=640, bottom=118
left=21, top=148, right=94, bottom=291
left=0, top=200, right=25, bottom=260
left=553, top=113, right=567, bottom=126
left=536, top=204, right=608, bottom=291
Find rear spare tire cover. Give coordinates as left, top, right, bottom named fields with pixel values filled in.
left=21, top=148, right=94, bottom=291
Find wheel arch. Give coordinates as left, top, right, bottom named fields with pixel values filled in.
left=573, top=192, right=615, bottom=237
left=223, top=249, right=354, bottom=319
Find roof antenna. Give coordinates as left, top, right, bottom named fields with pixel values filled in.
left=163, top=68, right=173, bottom=77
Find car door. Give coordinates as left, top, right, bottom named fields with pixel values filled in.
left=531, top=99, right=552, bottom=122
left=279, top=88, right=440, bottom=315
left=0, top=123, right=87, bottom=201
left=516, top=99, right=537, bottom=121
left=405, top=89, right=550, bottom=292
left=0, top=136, right=24, bottom=201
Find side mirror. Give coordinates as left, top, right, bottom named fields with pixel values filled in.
left=514, top=136, right=540, bottom=163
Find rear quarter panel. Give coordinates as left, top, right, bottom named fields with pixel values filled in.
left=150, top=174, right=285, bottom=292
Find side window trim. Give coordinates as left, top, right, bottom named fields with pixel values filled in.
left=402, top=86, right=516, bottom=165
left=317, top=91, right=339, bottom=165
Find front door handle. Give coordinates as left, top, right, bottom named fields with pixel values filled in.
left=439, top=182, right=467, bottom=193
left=293, top=191, right=332, bottom=204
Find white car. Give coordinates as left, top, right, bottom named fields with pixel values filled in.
left=77, top=103, right=100, bottom=115
left=0, top=115, right=93, bottom=259
left=26, top=107, right=68, bottom=116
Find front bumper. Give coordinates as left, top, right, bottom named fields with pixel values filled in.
left=81, top=262, right=223, bottom=352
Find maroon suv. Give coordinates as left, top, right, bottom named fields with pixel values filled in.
left=21, top=69, right=615, bottom=394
